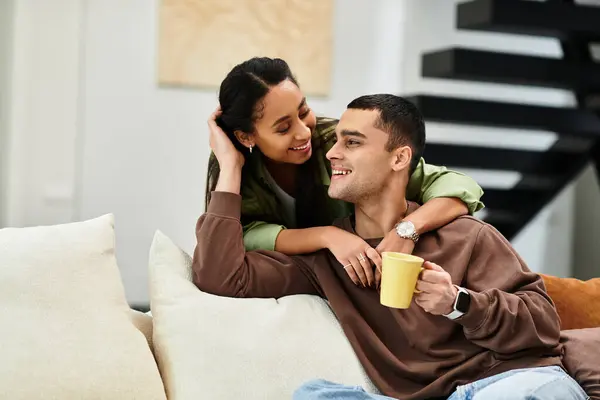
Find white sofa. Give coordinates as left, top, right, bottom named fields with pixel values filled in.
left=0, top=215, right=378, bottom=399
left=1, top=214, right=597, bottom=399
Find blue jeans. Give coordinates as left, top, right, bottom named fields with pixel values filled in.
left=293, top=366, right=589, bottom=400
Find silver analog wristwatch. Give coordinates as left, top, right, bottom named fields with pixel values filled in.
left=394, top=221, right=420, bottom=243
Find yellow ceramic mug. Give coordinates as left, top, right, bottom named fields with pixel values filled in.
left=380, top=252, right=424, bottom=309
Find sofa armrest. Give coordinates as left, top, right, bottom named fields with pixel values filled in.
left=561, top=328, right=600, bottom=400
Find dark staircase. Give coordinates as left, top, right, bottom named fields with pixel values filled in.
left=415, top=0, right=600, bottom=240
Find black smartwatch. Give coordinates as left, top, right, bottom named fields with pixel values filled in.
left=443, top=285, right=471, bottom=320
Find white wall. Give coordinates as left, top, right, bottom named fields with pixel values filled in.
left=401, top=0, right=576, bottom=277
left=2, top=0, right=82, bottom=228
left=0, top=0, right=15, bottom=227
left=2, top=0, right=581, bottom=306
left=573, top=165, right=600, bottom=280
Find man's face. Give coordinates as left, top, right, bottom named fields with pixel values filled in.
left=326, top=109, right=399, bottom=203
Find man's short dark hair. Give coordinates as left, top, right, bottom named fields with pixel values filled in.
left=347, top=94, right=425, bottom=174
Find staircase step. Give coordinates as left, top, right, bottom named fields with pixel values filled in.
left=481, top=188, right=548, bottom=212
left=407, top=95, right=600, bottom=138
left=479, top=210, right=522, bottom=239
left=457, top=0, right=600, bottom=40
left=422, top=48, right=600, bottom=90
left=423, top=143, right=579, bottom=177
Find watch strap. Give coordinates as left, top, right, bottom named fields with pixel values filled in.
left=406, top=231, right=420, bottom=243
left=444, top=309, right=464, bottom=320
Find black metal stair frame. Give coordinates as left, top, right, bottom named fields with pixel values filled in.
left=414, top=0, right=600, bottom=240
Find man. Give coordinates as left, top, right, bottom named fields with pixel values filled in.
left=193, top=95, right=588, bottom=400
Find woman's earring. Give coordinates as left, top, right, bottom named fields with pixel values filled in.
left=249, top=145, right=253, bottom=154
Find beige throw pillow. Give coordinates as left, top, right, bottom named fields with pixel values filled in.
left=149, top=230, right=376, bottom=399
left=0, top=215, right=166, bottom=400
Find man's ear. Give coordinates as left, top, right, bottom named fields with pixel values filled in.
left=391, top=146, right=412, bottom=172
left=233, top=130, right=254, bottom=150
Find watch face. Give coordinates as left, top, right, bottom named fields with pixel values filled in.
left=397, top=222, right=415, bottom=236
left=456, top=290, right=471, bottom=313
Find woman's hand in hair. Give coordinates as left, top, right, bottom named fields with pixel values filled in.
left=208, top=106, right=244, bottom=170
left=321, top=227, right=380, bottom=288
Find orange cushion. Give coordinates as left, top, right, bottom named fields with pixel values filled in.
left=541, top=274, right=600, bottom=330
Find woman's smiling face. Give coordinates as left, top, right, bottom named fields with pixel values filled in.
left=240, top=79, right=316, bottom=164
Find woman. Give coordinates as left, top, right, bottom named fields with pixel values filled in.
left=205, top=57, right=484, bottom=288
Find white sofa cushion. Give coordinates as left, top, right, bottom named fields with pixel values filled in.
left=0, top=215, right=166, bottom=400
left=149, top=230, right=376, bottom=400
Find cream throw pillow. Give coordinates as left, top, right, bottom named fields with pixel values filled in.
left=149, top=230, right=377, bottom=400
left=0, top=215, right=166, bottom=400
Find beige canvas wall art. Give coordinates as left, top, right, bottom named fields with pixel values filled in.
left=158, top=0, right=334, bottom=96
